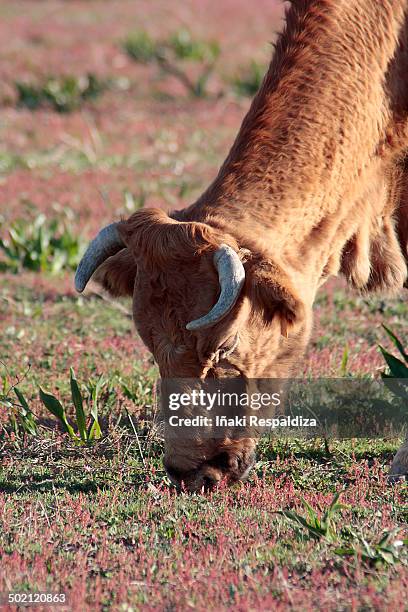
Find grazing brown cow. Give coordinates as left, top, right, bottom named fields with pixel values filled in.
left=76, top=0, right=408, bottom=491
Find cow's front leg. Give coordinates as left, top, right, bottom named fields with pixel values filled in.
left=389, top=435, right=408, bottom=481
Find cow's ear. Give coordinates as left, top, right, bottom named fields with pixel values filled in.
left=92, top=248, right=137, bottom=297
left=247, top=259, right=305, bottom=337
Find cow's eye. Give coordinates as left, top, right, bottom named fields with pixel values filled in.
left=219, top=332, right=239, bottom=357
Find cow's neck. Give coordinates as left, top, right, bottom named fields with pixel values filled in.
left=183, top=0, right=406, bottom=298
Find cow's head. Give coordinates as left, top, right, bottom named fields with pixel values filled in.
left=75, top=208, right=310, bottom=491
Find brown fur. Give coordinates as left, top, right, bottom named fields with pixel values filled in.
left=92, top=0, right=408, bottom=490
left=92, top=249, right=136, bottom=297
left=395, top=153, right=408, bottom=280
left=117, top=208, right=227, bottom=269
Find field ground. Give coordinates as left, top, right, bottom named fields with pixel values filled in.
left=0, top=1, right=407, bottom=610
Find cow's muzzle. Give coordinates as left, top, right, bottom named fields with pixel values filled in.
left=164, top=439, right=256, bottom=493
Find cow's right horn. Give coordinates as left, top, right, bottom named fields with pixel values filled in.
left=186, top=244, right=245, bottom=331
left=75, top=223, right=125, bottom=292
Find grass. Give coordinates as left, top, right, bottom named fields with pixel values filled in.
left=16, top=74, right=108, bottom=113
left=1, top=275, right=407, bottom=608
left=0, top=0, right=407, bottom=607
left=123, top=29, right=221, bottom=98
left=0, top=211, right=87, bottom=274
left=1, top=434, right=407, bottom=609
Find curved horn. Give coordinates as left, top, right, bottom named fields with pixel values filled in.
left=186, top=244, right=245, bottom=331
left=75, top=223, right=125, bottom=292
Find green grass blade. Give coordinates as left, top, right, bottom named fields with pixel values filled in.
left=278, top=510, right=323, bottom=540
left=39, top=387, right=76, bottom=439
left=14, top=387, right=38, bottom=435
left=88, top=418, right=102, bottom=441
left=322, top=491, right=346, bottom=523
left=70, top=367, right=87, bottom=442
left=14, top=386, right=30, bottom=414
left=300, top=498, right=321, bottom=529
left=378, top=346, right=408, bottom=378
left=340, top=345, right=349, bottom=375
left=382, top=325, right=408, bottom=363
left=334, top=547, right=355, bottom=557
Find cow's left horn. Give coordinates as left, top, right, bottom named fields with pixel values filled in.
left=186, top=244, right=245, bottom=331
left=75, top=223, right=125, bottom=292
